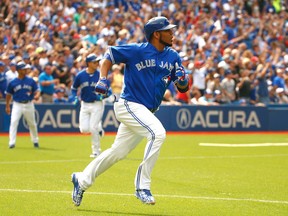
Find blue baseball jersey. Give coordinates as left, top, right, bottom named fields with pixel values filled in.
left=6, top=76, right=39, bottom=102
left=71, top=69, right=102, bottom=102
left=106, top=42, right=182, bottom=110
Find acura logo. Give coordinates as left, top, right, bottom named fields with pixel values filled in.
left=176, top=108, right=191, bottom=129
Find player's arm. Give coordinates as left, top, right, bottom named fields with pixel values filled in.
left=100, top=58, right=113, bottom=78
left=5, top=94, right=12, bottom=115
left=34, top=90, right=41, bottom=101
left=71, top=76, right=80, bottom=106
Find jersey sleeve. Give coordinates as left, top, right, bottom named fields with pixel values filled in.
left=107, top=44, right=138, bottom=64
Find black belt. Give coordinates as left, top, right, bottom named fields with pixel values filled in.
left=149, top=108, right=158, bottom=113
left=84, top=101, right=95, bottom=103
left=18, top=101, right=29, bottom=104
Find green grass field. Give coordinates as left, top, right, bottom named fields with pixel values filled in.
left=1, top=133, right=288, bottom=216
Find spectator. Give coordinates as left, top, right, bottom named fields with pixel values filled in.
left=255, top=63, right=271, bottom=105
left=0, top=61, right=7, bottom=100
left=63, top=46, right=74, bottom=70
left=52, top=52, right=71, bottom=87
left=192, top=60, right=207, bottom=96
left=197, top=89, right=219, bottom=106
left=237, top=69, right=253, bottom=105
left=190, top=87, right=202, bottom=105
left=221, top=69, right=237, bottom=104
left=284, top=77, right=288, bottom=96
left=272, top=68, right=285, bottom=90
left=53, top=88, right=68, bottom=104
left=37, top=47, right=49, bottom=69
left=6, top=60, right=18, bottom=85
left=162, top=88, right=182, bottom=106
left=214, top=90, right=226, bottom=105
left=108, top=64, right=124, bottom=100
left=38, top=63, right=59, bottom=103
left=275, top=88, right=288, bottom=104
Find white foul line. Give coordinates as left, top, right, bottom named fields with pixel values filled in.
left=1, top=154, right=288, bottom=165
left=199, top=143, right=288, bottom=147
left=0, top=188, right=287, bottom=205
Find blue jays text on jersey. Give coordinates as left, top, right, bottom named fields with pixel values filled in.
left=135, top=60, right=175, bottom=73
left=6, top=76, right=39, bottom=102
left=105, top=42, right=182, bottom=110
left=71, top=69, right=102, bottom=102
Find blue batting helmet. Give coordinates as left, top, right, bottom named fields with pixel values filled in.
left=144, top=16, right=176, bottom=41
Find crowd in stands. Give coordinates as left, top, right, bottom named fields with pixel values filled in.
left=0, top=0, right=288, bottom=106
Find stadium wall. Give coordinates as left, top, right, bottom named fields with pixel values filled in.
left=0, top=103, right=287, bottom=132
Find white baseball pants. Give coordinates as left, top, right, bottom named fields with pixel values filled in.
left=79, top=101, right=104, bottom=154
left=9, top=101, right=39, bottom=145
left=78, top=98, right=166, bottom=191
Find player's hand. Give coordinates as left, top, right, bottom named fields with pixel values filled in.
left=175, top=62, right=188, bottom=87
left=175, top=62, right=186, bottom=81
left=103, top=88, right=113, bottom=98
left=95, top=77, right=109, bottom=95
left=5, top=106, right=11, bottom=115
left=73, top=97, right=80, bottom=107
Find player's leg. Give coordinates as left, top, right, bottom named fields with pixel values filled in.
left=98, top=120, right=105, bottom=137
left=79, top=102, right=90, bottom=133
left=98, top=100, right=105, bottom=137
left=89, top=102, right=104, bottom=157
left=72, top=123, right=142, bottom=206
left=116, top=100, right=166, bottom=191
left=23, top=103, right=39, bottom=145
left=8, top=102, right=23, bottom=147
left=78, top=123, right=143, bottom=190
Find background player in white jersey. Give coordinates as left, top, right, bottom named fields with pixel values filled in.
left=71, top=16, right=189, bottom=206
left=71, top=53, right=106, bottom=158
left=5, top=61, right=40, bottom=149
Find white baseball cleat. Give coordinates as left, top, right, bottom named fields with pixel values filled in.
left=135, top=189, right=156, bottom=205
left=71, top=173, right=85, bottom=206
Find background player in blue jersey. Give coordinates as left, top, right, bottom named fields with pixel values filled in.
left=71, top=53, right=106, bottom=158
left=71, top=16, right=189, bottom=206
left=5, top=61, right=40, bottom=149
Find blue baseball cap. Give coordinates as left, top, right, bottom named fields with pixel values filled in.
left=224, top=69, right=232, bottom=76
left=86, top=53, right=101, bottom=63
left=55, top=88, right=65, bottom=93
left=0, top=61, right=5, bottom=67
left=16, top=61, right=26, bottom=70
left=10, top=60, right=17, bottom=66
left=23, top=53, right=30, bottom=60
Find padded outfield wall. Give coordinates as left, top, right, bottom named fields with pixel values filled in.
left=0, top=103, right=287, bottom=132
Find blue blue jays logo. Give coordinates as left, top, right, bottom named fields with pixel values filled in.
left=162, top=75, right=171, bottom=87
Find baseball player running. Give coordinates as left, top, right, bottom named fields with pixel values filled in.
left=71, top=53, right=106, bottom=158
left=71, top=16, right=189, bottom=206
left=5, top=61, right=40, bottom=149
